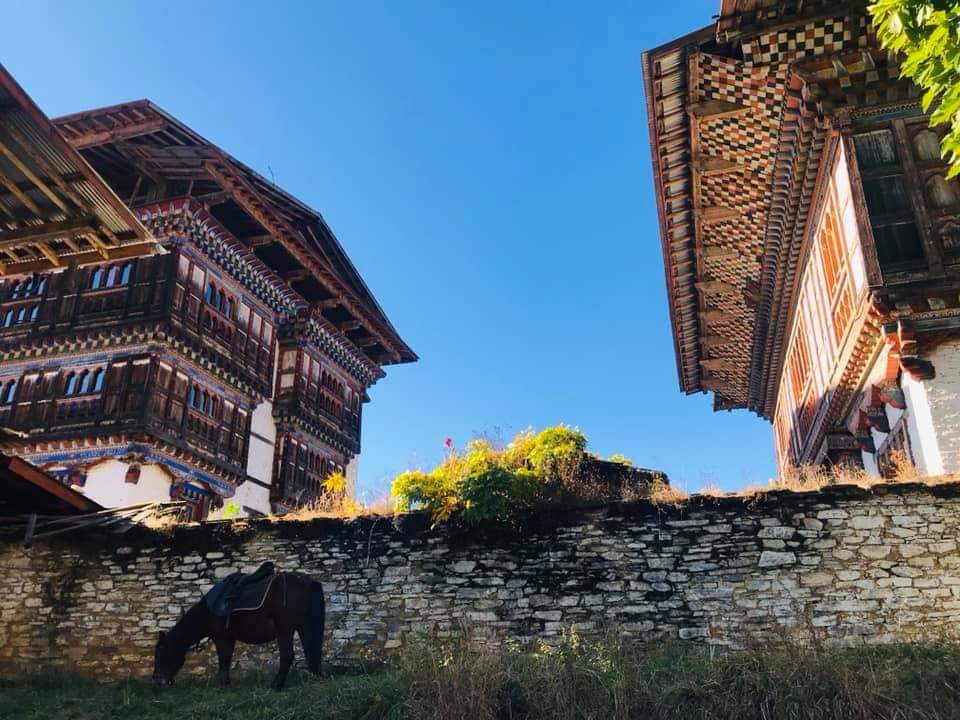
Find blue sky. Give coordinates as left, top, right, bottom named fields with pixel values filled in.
left=5, top=0, right=776, bottom=497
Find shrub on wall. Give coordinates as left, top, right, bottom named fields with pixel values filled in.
left=390, top=425, right=630, bottom=525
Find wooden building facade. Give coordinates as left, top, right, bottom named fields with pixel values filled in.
left=0, top=66, right=415, bottom=518
left=644, top=1, right=960, bottom=479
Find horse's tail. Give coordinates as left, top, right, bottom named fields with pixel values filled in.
left=301, top=579, right=325, bottom=675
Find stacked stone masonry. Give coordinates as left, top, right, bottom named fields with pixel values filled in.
left=3, top=481, right=960, bottom=678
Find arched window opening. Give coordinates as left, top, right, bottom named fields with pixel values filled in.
left=105, top=265, right=119, bottom=287
left=225, top=297, right=233, bottom=318
left=36, top=277, right=46, bottom=294
left=214, top=289, right=223, bottom=311
left=205, top=282, right=214, bottom=303
left=10, top=281, right=21, bottom=299
left=64, top=372, right=77, bottom=396
left=90, top=268, right=103, bottom=289
left=120, top=263, right=132, bottom=285
left=15, top=307, right=25, bottom=324
left=3, top=310, right=13, bottom=328
left=188, top=385, right=197, bottom=408
left=92, top=368, right=105, bottom=392
left=29, top=305, right=38, bottom=322
left=1, top=379, right=16, bottom=405
left=78, top=370, right=91, bottom=394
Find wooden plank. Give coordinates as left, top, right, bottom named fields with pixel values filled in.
left=701, top=333, right=735, bottom=349
left=702, top=245, right=740, bottom=259
left=66, top=117, right=167, bottom=149
left=698, top=205, right=743, bottom=223
left=0, top=136, right=70, bottom=214
left=700, top=357, right=740, bottom=372
left=0, top=167, right=42, bottom=216
left=695, top=280, right=739, bottom=294
left=0, top=217, right=95, bottom=247
left=83, top=232, right=111, bottom=259
left=695, top=155, right=748, bottom=176
left=700, top=309, right=735, bottom=325
left=0, top=117, right=87, bottom=211
left=688, top=99, right=750, bottom=121
left=35, top=241, right=61, bottom=267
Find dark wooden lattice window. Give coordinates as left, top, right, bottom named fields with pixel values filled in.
left=853, top=130, right=925, bottom=270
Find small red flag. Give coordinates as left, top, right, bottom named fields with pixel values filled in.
left=444, top=437, right=453, bottom=448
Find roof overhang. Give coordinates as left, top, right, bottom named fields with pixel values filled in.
left=0, top=453, right=102, bottom=515
left=0, top=64, right=159, bottom=275
left=52, top=101, right=416, bottom=368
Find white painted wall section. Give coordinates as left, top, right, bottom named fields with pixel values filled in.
left=917, top=339, right=960, bottom=474
left=902, top=371, right=945, bottom=476
left=246, top=400, right=277, bottom=483
left=80, top=461, right=172, bottom=508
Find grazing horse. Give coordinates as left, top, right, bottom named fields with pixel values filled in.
left=152, top=571, right=325, bottom=690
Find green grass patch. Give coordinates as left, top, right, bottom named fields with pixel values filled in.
left=3, top=639, right=960, bottom=719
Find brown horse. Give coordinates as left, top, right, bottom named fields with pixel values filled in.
left=152, top=572, right=325, bottom=690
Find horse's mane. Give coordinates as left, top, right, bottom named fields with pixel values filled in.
left=167, top=599, right=212, bottom=655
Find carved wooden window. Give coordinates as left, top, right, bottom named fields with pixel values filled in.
left=88, top=263, right=133, bottom=291
left=0, top=379, right=17, bottom=405
left=853, top=129, right=925, bottom=270
left=7, top=275, right=46, bottom=300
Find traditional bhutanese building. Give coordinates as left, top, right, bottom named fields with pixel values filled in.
left=0, top=65, right=415, bottom=519
left=644, top=1, right=960, bottom=479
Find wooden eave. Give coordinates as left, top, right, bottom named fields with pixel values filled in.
left=642, top=25, right=715, bottom=397
left=0, top=65, right=159, bottom=275
left=717, top=0, right=868, bottom=42
left=0, top=453, right=102, bottom=514
left=51, top=101, right=416, bottom=369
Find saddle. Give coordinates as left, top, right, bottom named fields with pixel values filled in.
left=205, top=561, right=277, bottom=618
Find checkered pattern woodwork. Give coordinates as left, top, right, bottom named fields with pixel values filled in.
left=692, top=14, right=869, bottom=407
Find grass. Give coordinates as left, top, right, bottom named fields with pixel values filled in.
left=4, top=639, right=960, bottom=720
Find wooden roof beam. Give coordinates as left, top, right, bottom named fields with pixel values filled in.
left=35, top=241, right=61, bottom=267
left=67, top=117, right=167, bottom=149
left=0, top=217, right=95, bottom=247
left=0, top=117, right=87, bottom=212
left=700, top=358, right=740, bottom=372
left=700, top=309, right=735, bottom=326
left=206, top=157, right=402, bottom=360
left=702, top=245, right=740, bottom=259
left=701, top=334, right=735, bottom=349
left=695, top=154, right=749, bottom=176
left=0, top=137, right=70, bottom=214
left=698, top=205, right=743, bottom=223
left=688, top=99, right=750, bottom=121
left=0, top=167, right=42, bottom=216
left=695, top=280, right=739, bottom=295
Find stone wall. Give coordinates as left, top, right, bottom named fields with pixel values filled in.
left=3, top=481, right=960, bottom=679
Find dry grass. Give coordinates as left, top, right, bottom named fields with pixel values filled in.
left=648, top=480, right=691, bottom=508
left=269, top=493, right=383, bottom=523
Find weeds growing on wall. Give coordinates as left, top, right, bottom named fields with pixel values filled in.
left=389, top=425, right=643, bottom=525
left=5, top=635, right=960, bottom=720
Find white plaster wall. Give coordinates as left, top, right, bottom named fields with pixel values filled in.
left=80, top=461, right=172, bottom=509
left=207, top=481, right=270, bottom=520
left=346, top=455, right=359, bottom=499
left=246, top=400, right=277, bottom=484
left=902, top=371, right=945, bottom=476
left=918, top=339, right=960, bottom=474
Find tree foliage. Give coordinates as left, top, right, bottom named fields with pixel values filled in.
left=870, top=0, right=960, bottom=177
